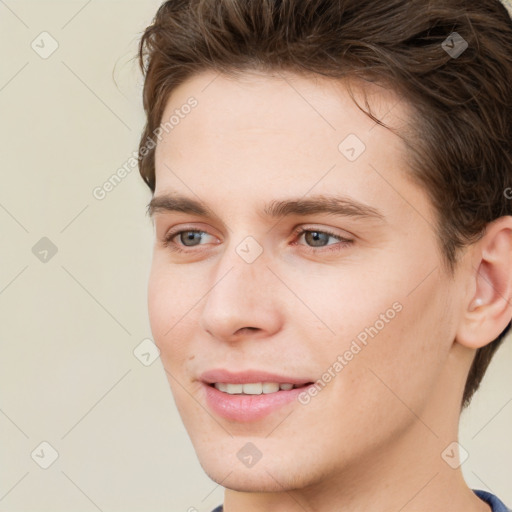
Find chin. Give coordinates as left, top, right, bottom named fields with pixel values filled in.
left=203, top=464, right=304, bottom=492
left=195, top=446, right=316, bottom=493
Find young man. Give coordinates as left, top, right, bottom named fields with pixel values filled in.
left=137, top=1, right=512, bottom=510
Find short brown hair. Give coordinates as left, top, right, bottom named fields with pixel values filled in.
left=137, top=0, right=512, bottom=408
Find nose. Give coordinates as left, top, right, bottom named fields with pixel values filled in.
left=198, top=240, right=283, bottom=344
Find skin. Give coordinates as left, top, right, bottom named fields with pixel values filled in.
left=147, top=69, right=512, bottom=512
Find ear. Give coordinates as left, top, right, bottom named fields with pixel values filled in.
left=456, top=216, right=512, bottom=349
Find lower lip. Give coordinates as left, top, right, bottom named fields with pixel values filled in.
left=202, top=382, right=313, bottom=422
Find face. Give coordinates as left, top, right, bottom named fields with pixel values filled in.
left=147, top=70, right=466, bottom=492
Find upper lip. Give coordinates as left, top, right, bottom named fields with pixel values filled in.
left=200, top=369, right=313, bottom=385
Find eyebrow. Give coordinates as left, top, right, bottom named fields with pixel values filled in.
left=147, top=193, right=385, bottom=223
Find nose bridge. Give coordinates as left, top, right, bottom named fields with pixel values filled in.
left=209, top=233, right=268, bottom=310
left=199, top=231, right=280, bottom=339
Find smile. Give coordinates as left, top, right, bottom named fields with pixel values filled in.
left=211, top=382, right=309, bottom=394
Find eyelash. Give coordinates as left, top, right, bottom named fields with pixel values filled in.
left=161, top=226, right=353, bottom=254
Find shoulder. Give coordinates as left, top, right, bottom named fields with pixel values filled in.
left=210, top=506, right=223, bottom=512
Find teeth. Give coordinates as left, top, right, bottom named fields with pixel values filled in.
left=243, top=382, right=263, bottom=394
left=213, top=382, right=297, bottom=394
left=262, top=382, right=279, bottom=393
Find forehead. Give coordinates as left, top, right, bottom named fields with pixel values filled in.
left=152, top=70, right=429, bottom=227
left=155, top=70, right=410, bottom=163
left=157, top=70, right=408, bottom=152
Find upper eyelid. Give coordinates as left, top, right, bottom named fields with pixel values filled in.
left=164, top=224, right=219, bottom=239
left=163, top=223, right=349, bottom=236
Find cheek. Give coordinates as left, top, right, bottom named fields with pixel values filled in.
left=147, top=268, right=170, bottom=341
left=300, top=261, right=453, bottom=406
left=286, top=266, right=403, bottom=353
left=338, top=277, right=454, bottom=416
left=147, top=262, right=193, bottom=362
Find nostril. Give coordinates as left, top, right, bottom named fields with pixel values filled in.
left=235, top=327, right=259, bottom=335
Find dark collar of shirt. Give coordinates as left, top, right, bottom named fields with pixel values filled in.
left=474, top=490, right=511, bottom=512
left=210, top=490, right=511, bottom=512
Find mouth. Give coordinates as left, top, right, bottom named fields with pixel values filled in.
left=199, top=369, right=316, bottom=422
left=207, top=381, right=314, bottom=395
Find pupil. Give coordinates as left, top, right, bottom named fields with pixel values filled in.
left=183, top=232, right=200, bottom=246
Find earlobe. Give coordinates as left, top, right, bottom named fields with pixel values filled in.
left=456, top=216, right=512, bottom=349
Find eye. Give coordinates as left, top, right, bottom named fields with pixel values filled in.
left=161, top=226, right=353, bottom=254
left=162, top=228, right=217, bottom=252
left=292, top=227, right=353, bottom=253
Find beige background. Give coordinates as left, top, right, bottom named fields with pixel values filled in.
left=0, top=1, right=511, bottom=511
